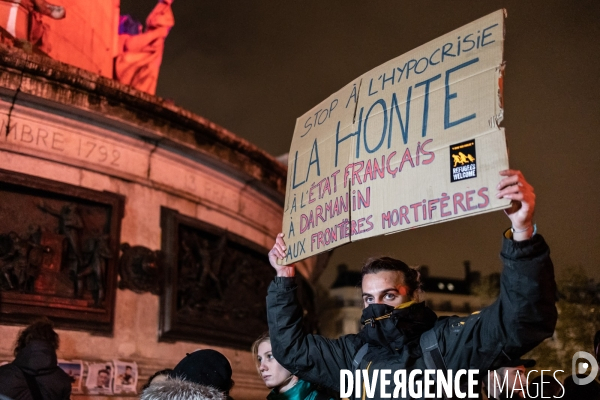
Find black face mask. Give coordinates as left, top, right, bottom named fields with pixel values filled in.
left=359, top=302, right=437, bottom=356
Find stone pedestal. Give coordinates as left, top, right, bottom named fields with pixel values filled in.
left=0, top=46, right=323, bottom=399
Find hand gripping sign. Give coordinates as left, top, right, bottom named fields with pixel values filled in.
left=282, top=10, right=510, bottom=263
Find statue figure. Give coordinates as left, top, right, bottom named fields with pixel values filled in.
left=0, top=226, right=49, bottom=292
left=79, top=233, right=111, bottom=306
left=198, top=235, right=226, bottom=299
left=37, top=201, right=84, bottom=295
left=176, top=231, right=228, bottom=311
left=0, top=232, right=26, bottom=290
left=30, top=0, right=65, bottom=19
left=29, top=0, right=65, bottom=52
left=20, top=225, right=50, bottom=292
left=115, top=0, right=175, bottom=95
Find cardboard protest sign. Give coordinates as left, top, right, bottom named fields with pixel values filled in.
left=282, top=10, right=510, bottom=263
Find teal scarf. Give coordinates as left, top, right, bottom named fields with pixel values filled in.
left=266, top=379, right=322, bottom=400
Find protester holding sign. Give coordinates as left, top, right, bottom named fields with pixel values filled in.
left=267, top=170, right=557, bottom=400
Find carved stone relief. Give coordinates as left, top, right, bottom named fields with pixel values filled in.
left=118, top=244, right=162, bottom=295
left=158, top=207, right=330, bottom=349
left=0, top=169, right=124, bottom=333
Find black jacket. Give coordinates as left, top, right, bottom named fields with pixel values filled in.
left=0, top=340, right=72, bottom=400
left=267, top=234, right=557, bottom=400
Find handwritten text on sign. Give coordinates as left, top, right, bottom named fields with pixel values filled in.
left=283, top=10, right=509, bottom=263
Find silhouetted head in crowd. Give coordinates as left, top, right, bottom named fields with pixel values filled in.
left=143, top=368, right=174, bottom=390
left=169, top=350, right=234, bottom=396
left=14, top=317, right=59, bottom=356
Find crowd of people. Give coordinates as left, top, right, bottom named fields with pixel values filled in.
left=0, top=170, right=598, bottom=399
left=0, top=318, right=236, bottom=400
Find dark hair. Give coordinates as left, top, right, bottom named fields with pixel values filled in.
left=14, top=317, right=59, bottom=356
left=170, top=350, right=234, bottom=394
left=98, top=369, right=109, bottom=376
left=360, top=257, right=422, bottom=301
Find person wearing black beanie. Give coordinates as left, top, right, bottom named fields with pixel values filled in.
left=168, top=349, right=234, bottom=398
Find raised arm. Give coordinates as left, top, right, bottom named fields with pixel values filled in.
left=266, top=234, right=359, bottom=391
left=440, top=170, right=557, bottom=371
left=496, top=169, right=536, bottom=241
left=267, top=233, right=297, bottom=278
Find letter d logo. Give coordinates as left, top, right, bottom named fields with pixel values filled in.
left=572, top=351, right=599, bottom=385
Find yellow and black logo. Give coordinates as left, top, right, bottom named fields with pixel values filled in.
left=450, top=139, right=477, bottom=182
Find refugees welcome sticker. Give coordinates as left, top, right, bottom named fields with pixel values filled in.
left=450, top=139, right=477, bottom=182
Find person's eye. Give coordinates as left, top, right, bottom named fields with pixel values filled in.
left=257, top=357, right=262, bottom=362
left=365, top=297, right=373, bottom=303
left=267, top=354, right=274, bottom=360
left=384, top=293, right=396, bottom=300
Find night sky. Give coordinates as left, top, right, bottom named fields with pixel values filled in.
left=120, top=0, right=600, bottom=288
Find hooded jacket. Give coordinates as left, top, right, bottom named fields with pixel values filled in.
left=267, top=234, right=558, bottom=400
left=0, top=340, right=71, bottom=400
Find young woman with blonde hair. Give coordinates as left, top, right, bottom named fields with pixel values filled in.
left=252, top=332, right=332, bottom=400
